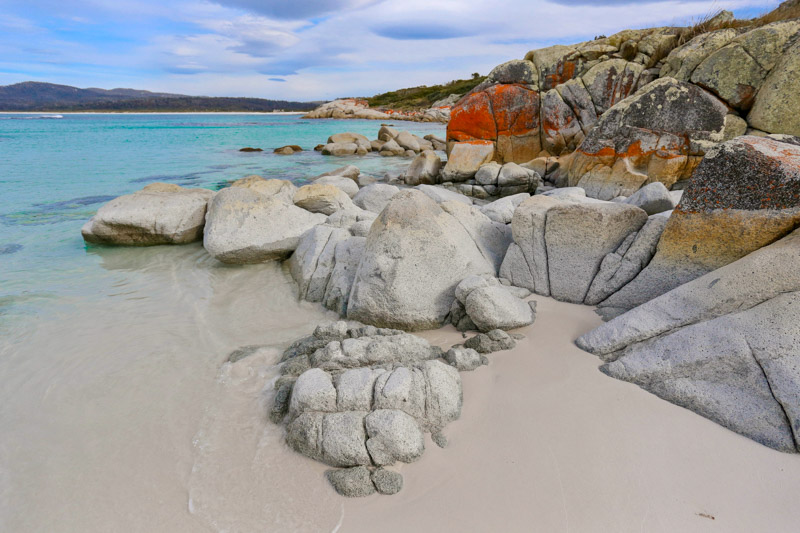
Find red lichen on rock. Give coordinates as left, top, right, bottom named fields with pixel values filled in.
left=447, top=91, right=497, bottom=142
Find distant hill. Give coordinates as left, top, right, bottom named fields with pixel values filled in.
left=0, top=82, right=318, bottom=112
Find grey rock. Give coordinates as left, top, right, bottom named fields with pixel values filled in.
left=455, top=274, right=500, bottom=305
left=321, top=411, right=371, bottom=466
left=373, top=366, right=427, bottom=421
left=439, top=201, right=513, bottom=273
left=352, top=183, right=400, bottom=214
left=326, top=466, right=376, bottom=497
left=415, top=184, right=472, bottom=205
left=463, top=329, right=517, bottom=353
left=294, top=184, right=355, bottom=215
left=365, top=409, right=425, bottom=465
left=578, top=227, right=800, bottom=357
left=600, top=292, right=800, bottom=453
left=321, top=142, right=358, bottom=156
left=545, top=202, right=648, bottom=303
left=323, top=236, right=366, bottom=316
left=349, top=220, right=372, bottom=237
left=289, top=368, right=337, bottom=417
left=379, top=139, right=405, bottom=156
left=82, top=183, right=214, bottom=245
left=404, top=150, right=442, bottom=186
left=230, top=176, right=297, bottom=204
left=624, top=182, right=675, bottom=215
left=445, top=346, right=487, bottom=371
left=498, top=162, right=539, bottom=188
left=464, top=286, right=535, bottom=332
left=395, top=131, right=421, bottom=152
left=371, top=468, right=403, bottom=495
left=318, top=165, right=360, bottom=181
left=498, top=243, right=536, bottom=292
left=431, top=431, right=449, bottom=448
left=203, top=187, right=326, bottom=264
left=269, top=380, right=293, bottom=423
left=314, top=321, right=349, bottom=341
left=584, top=216, right=668, bottom=305
left=289, top=225, right=351, bottom=302
left=347, top=190, right=495, bottom=330
left=420, top=360, right=462, bottom=431
left=475, top=162, right=502, bottom=186
left=441, top=142, right=495, bottom=182
left=314, top=175, right=359, bottom=198
left=480, top=193, right=530, bottom=224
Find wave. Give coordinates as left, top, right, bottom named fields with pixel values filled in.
left=0, top=114, right=64, bottom=120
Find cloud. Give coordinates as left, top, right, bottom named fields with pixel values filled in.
left=0, top=0, right=783, bottom=101
left=210, top=0, right=383, bottom=20
left=371, top=23, right=478, bottom=40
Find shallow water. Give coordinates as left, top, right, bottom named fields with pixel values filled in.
left=0, top=114, right=444, bottom=531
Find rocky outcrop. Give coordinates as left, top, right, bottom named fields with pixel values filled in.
left=562, top=78, right=730, bottom=200
left=82, top=183, right=214, bottom=245
left=444, top=17, right=800, bottom=200
left=577, top=228, right=800, bottom=453
left=599, top=136, right=800, bottom=312
left=498, top=193, right=649, bottom=303
left=347, top=190, right=502, bottom=330
left=203, top=187, right=326, bottom=264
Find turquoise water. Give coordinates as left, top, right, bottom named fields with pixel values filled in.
left=0, top=113, right=445, bottom=325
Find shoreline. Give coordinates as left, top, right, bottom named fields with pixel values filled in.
left=0, top=111, right=309, bottom=115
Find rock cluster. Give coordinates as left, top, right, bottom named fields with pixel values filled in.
left=303, top=98, right=456, bottom=123
left=448, top=274, right=535, bottom=332
left=268, top=320, right=517, bottom=496
left=319, top=126, right=444, bottom=158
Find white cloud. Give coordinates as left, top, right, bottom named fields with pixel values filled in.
left=0, top=0, right=782, bottom=99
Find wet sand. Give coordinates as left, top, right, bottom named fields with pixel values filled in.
left=2, top=246, right=799, bottom=532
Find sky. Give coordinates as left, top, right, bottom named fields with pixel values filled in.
left=0, top=0, right=780, bottom=101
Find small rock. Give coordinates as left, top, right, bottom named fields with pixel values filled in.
left=239, top=147, right=262, bottom=152
left=463, top=329, right=517, bottom=353
left=274, top=145, right=302, bottom=154
left=371, top=468, right=403, bottom=495
left=326, top=467, right=376, bottom=497
left=431, top=431, right=449, bottom=449
left=445, top=346, right=487, bottom=371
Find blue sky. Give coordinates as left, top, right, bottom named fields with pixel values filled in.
left=0, top=0, right=780, bottom=101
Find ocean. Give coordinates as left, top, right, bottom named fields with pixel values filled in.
left=0, top=113, right=445, bottom=531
